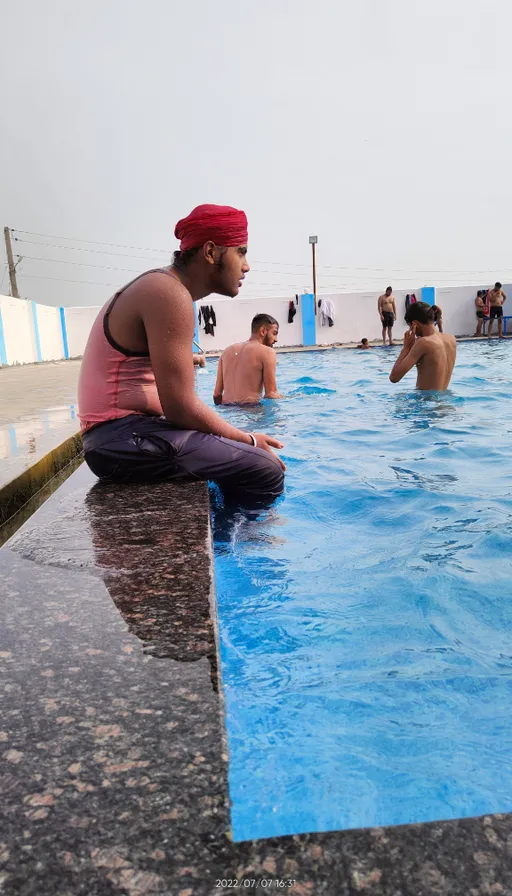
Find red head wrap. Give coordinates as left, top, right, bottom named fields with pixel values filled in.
left=174, top=204, right=248, bottom=252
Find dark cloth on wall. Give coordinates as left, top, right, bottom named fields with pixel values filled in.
left=288, top=301, right=297, bottom=323
left=198, top=305, right=217, bottom=336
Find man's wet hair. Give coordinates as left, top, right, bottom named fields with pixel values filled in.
left=404, top=301, right=435, bottom=325
left=495, top=281, right=502, bottom=289
left=172, top=246, right=227, bottom=270
left=361, top=338, right=368, bottom=344
left=251, top=314, right=278, bottom=333
left=172, top=248, right=200, bottom=269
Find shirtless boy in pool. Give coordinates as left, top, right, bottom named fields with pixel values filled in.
left=389, top=301, right=456, bottom=390
left=213, top=314, right=283, bottom=405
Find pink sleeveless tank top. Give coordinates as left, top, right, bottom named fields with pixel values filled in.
left=77, top=269, right=173, bottom=434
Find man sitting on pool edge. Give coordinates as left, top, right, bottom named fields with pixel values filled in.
left=213, top=314, right=284, bottom=405
left=389, top=301, right=456, bottom=390
left=77, top=203, right=285, bottom=503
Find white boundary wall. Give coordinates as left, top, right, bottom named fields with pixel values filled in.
left=64, top=306, right=101, bottom=358
left=315, top=288, right=421, bottom=346
left=35, top=303, right=63, bottom=361
left=1, top=284, right=511, bottom=365
left=0, top=296, right=35, bottom=365
left=195, top=295, right=303, bottom=352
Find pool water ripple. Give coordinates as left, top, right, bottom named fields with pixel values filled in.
left=199, top=342, right=512, bottom=841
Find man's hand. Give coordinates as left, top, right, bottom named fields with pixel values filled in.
left=253, top=432, right=286, bottom=470
left=402, top=328, right=416, bottom=353
left=213, top=393, right=222, bottom=406
left=264, top=390, right=285, bottom=400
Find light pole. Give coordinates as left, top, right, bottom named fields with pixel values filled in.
left=309, top=234, right=318, bottom=314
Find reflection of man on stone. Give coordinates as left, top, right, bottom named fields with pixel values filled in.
left=378, top=287, right=396, bottom=346
left=86, top=480, right=219, bottom=689
left=214, top=314, right=283, bottom=405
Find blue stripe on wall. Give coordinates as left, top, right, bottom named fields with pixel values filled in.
left=301, top=294, right=316, bottom=346
left=59, top=307, right=69, bottom=359
left=31, top=301, right=43, bottom=362
left=0, top=309, right=7, bottom=365
left=421, top=286, right=436, bottom=306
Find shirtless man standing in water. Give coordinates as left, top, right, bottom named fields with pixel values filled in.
left=389, top=301, right=456, bottom=390
left=214, top=314, right=283, bottom=405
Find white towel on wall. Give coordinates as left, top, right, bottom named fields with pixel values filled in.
left=319, top=299, right=335, bottom=326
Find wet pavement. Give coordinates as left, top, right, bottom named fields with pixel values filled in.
left=0, top=360, right=81, bottom=488
left=2, top=464, right=512, bottom=895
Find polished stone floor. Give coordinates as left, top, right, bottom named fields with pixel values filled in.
left=2, top=464, right=512, bottom=895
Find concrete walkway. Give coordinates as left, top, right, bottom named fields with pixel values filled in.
left=0, top=360, right=81, bottom=489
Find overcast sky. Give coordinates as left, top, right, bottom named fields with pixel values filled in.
left=1, top=0, right=511, bottom=306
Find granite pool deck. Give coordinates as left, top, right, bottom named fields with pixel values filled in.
left=2, top=463, right=512, bottom=895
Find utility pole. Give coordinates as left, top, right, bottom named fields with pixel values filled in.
left=4, top=227, right=20, bottom=298
left=309, top=234, right=318, bottom=314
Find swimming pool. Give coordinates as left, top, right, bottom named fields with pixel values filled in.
left=198, top=340, right=512, bottom=842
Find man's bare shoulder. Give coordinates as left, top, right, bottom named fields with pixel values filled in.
left=222, top=342, right=245, bottom=358
left=126, top=270, right=190, bottom=306
left=441, top=333, right=456, bottom=347
left=245, top=342, right=273, bottom=357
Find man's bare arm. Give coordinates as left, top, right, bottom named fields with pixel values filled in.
left=389, top=333, right=426, bottom=383
left=262, top=349, right=283, bottom=399
left=378, top=296, right=384, bottom=319
left=213, top=356, right=224, bottom=405
left=140, top=275, right=252, bottom=443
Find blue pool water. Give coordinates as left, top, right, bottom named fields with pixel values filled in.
left=197, top=341, right=512, bottom=842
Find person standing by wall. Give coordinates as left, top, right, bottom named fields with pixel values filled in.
left=473, top=290, right=488, bottom=337
left=378, top=287, right=396, bottom=346
left=432, top=305, right=443, bottom=333
left=487, top=281, right=507, bottom=338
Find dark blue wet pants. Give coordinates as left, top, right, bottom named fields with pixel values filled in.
left=83, top=414, right=284, bottom=501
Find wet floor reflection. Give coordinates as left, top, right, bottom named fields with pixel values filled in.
left=0, top=404, right=79, bottom=486
left=84, top=480, right=220, bottom=692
